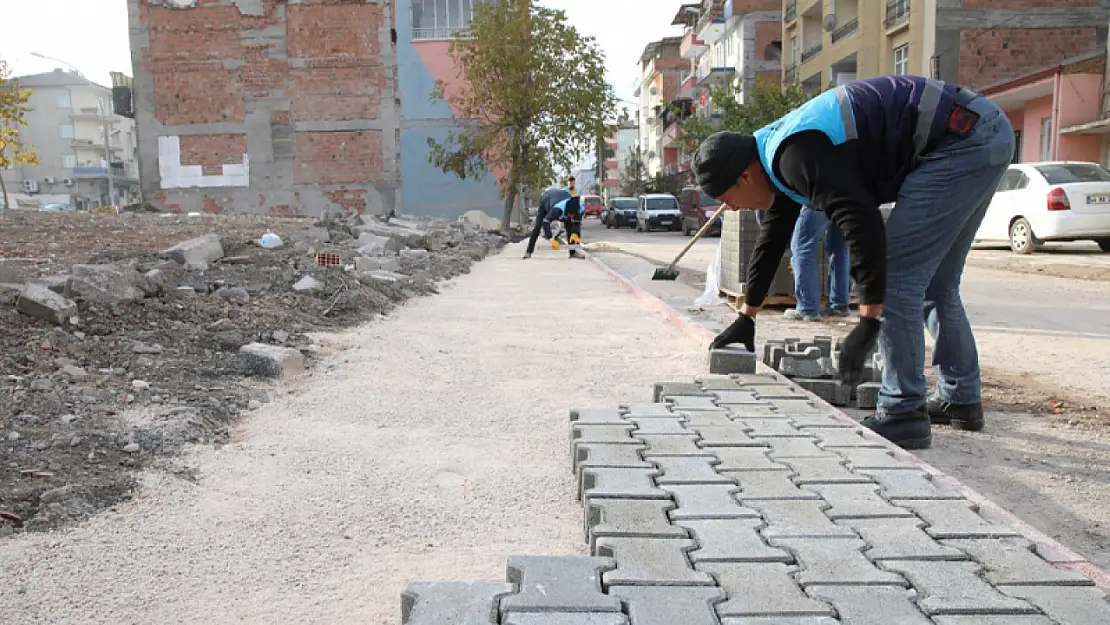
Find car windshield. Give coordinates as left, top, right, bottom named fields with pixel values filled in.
left=1035, top=163, right=1110, bottom=184
left=584, top=198, right=601, bottom=205
left=614, top=199, right=637, bottom=209
left=645, top=198, right=678, bottom=211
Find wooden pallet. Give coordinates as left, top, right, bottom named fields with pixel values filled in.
left=719, top=287, right=861, bottom=312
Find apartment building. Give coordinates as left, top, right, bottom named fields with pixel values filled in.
left=602, top=120, right=639, bottom=199
left=782, top=0, right=1110, bottom=94
left=633, top=37, right=686, bottom=178
left=1, top=69, right=140, bottom=210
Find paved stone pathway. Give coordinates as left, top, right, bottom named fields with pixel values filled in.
left=403, top=373, right=1110, bottom=624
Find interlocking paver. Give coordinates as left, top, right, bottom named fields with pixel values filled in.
left=628, top=417, right=690, bottom=436
left=594, top=537, right=715, bottom=586
left=763, top=438, right=842, bottom=459
left=622, top=402, right=676, bottom=417
left=696, top=376, right=746, bottom=390
left=664, top=484, right=760, bottom=521
left=711, top=390, right=765, bottom=404
left=669, top=396, right=721, bottom=411
left=654, top=382, right=710, bottom=401
left=943, top=538, right=1096, bottom=586
left=788, top=414, right=855, bottom=428
left=899, top=500, right=1022, bottom=539
left=571, top=424, right=641, bottom=453
left=747, top=385, right=809, bottom=400
left=809, top=427, right=887, bottom=448
left=679, top=519, right=793, bottom=564
left=608, top=586, right=726, bottom=625
left=683, top=411, right=737, bottom=427
left=698, top=562, right=835, bottom=618
left=931, top=617, right=1056, bottom=625
left=570, top=409, right=628, bottom=425
left=693, top=425, right=769, bottom=447
left=502, top=556, right=621, bottom=613
left=710, top=346, right=759, bottom=375
left=574, top=443, right=652, bottom=476
left=771, top=538, right=906, bottom=586
left=857, top=469, right=964, bottom=500
left=401, top=582, right=515, bottom=625
left=839, top=518, right=966, bottom=561
left=705, top=374, right=780, bottom=386
left=580, top=467, right=668, bottom=501
left=765, top=399, right=832, bottom=415
left=584, top=499, right=688, bottom=549
left=719, top=617, right=837, bottom=625
left=718, top=404, right=788, bottom=417
left=504, top=615, right=629, bottom=625
left=738, top=418, right=816, bottom=438
left=807, top=484, right=915, bottom=519
left=733, top=471, right=822, bottom=500
left=831, top=447, right=915, bottom=470
left=779, top=457, right=874, bottom=485
left=805, top=586, right=932, bottom=625
left=881, top=560, right=1038, bottom=615
left=748, top=500, right=858, bottom=539
left=638, top=434, right=715, bottom=457
left=711, top=447, right=792, bottom=471
left=999, top=586, right=1110, bottom=624
left=653, top=456, right=732, bottom=485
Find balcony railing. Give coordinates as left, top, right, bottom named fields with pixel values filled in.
left=412, top=27, right=467, bottom=41
left=784, top=0, right=797, bottom=23
left=801, top=43, right=823, bottom=63
left=784, top=65, right=797, bottom=84
left=885, top=0, right=909, bottom=29
left=831, top=17, right=858, bottom=43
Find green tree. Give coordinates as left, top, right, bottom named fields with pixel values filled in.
left=679, top=79, right=810, bottom=154
left=427, top=0, right=616, bottom=229
left=618, top=146, right=650, bottom=197
left=0, top=58, right=39, bottom=211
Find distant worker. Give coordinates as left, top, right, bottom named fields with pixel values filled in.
left=524, top=186, right=571, bottom=259
left=546, top=195, right=586, bottom=259
left=565, top=176, right=579, bottom=197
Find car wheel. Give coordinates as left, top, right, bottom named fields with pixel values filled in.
left=1096, top=237, right=1110, bottom=252
left=1009, top=218, right=1038, bottom=255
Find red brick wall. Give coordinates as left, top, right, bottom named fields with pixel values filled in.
left=294, top=131, right=384, bottom=185
left=290, top=67, right=386, bottom=122
left=154, top=68, right=246, bottom=125
left=960, top=28, right=1099, bottom=87
left=755, top=22, right=781, bottom=61
left=179, top=135, right=247, bottom=175
left=286, top=3, right=383, bottom=62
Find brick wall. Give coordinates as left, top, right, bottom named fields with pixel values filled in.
left=294, top=130, right=383, bottom=185
left=960, top=27, right=1099, bottom=86
left=180, top=135, right=247, bottom=175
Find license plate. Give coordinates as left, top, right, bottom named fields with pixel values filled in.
left=660, top=220, right=673, bottom=224
left=1087, top=194, right=1110, bottom=205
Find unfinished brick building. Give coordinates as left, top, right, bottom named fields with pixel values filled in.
left=127, top=0, right=400, bottom=216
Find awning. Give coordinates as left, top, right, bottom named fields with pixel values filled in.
left=1059, top=118, right=1110, bottom=135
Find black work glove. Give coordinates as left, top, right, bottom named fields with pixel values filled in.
left=710, top=314, right=755, bottom=352
left=839, top=316, right=882, bottom=385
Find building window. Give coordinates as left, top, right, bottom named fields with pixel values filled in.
left=1012, top=130, right=1022, bottom=164
left=57, top=93, right=71, bottom=109
left=893, top=44, right=909, bottom=75
left=59, top=124, right=75, bottom=139
left=1040, top=117, right=1053, bottom=160
left=412, top=0, right=481, bottom=39
left=63, top=155, right=77, bottom=168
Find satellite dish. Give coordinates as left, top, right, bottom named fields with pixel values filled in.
left=822, top=15, right=837, bottom=32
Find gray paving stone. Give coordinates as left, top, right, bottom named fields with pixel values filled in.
left=720, top=373, right=784, bottom=385
left=793, top=379, right=853, bottom=407
left=585, top=499, right=688, bottom=549
left=638, top=434, right=715, bottom=457
left=931, top=617, right=1056, bottom=625
left=881, top=560, right=1038, bottom=615
left=679, top=519, right=794, bottom=564
left=856, top=382, right=881, bottom=409
left=699, top=562, right=835, bottom=618
left=696, top=376, right=746, bottom=390
left=788, top=414, right=855, bottom=428
left=732, top=471, right=822, bottom=500
left=571, top=424, right=641, bottom=455
left=771, top=538, right=906, bottom=586
left=831, top=447, right=914, bottom=470
left=622, top=402, right=676, bottom=417
left=943, top=538, right=1096, bottom=586
left=570, top=409, right=628, bottom=425
left=763, top=438, right=842, bottom=459
left=683, top=411, right=736, bottom=427
left=711, top=346, right=759, bottom=375
left=807, top=484, right=915, bottom=519
left=653, top=382, right=710, bottom=401
left=504, top=615, right=629, bottom=625
left=574, top=443, right=652, bottom=477
left=711, top=447, right=792, bottom=471
left=653, top=456, right=731, bottom=485
left=857, top=469, right=964, bottom=500
left=720, top=618, right=838, bottom=625
left=779, top=457, right=874, bottom=485
left=580, top=467, right=668, bottom=501
left=594, top=537, right=715, bottom=586
left=668, top=396, right=722, bottom=412
left=401, top=582, right=514, bottom=625
left=693, top=425, right=769, bottom=447
left=711, top=390, right=765, bottom=404
left=805, top=586, right=932, bottom=625
left=628, top=416, right=691, bottom=436
left=839, top=518, right=966, bottom=561
left=809, top=427, right=887, bottom=449
left=717, top=404, right=787, bottom=417
left=899, top=500, right=1022, bottom=539
left=1000, top=585, right=1110, bottom=624
left=665, top=484, right=761, bottom=521
left=502, top=556, right=621, bottom=614
left=609, top=586, right=726, bottom=625
left=739, top=418, right=814, bottom=438
left=747, top=500, right=857, bottom=539
left=745, top=385, right=808, bottom=400
left=766, top=399, right=832, bottom=415
left=813, top=336, right=834, bottom=357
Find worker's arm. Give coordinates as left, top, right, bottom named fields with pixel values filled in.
left=739, top=193, right=801, bottom=316
left=775, top=131, right=886, bottom=318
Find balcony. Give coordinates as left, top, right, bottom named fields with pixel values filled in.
left=696, top=3, right=727, bottom=43
left=411, top=27, right=468, bottom=41
left=680, top=71, right=699, bottom=98
left=70, top=106, right=104, bottom=120
left=885, top=0, right=909, bottom=31
left=681, top=30, right=707, bottom=59
left=697, top=58, right=736, bottom=86
left=831, top=17, right=858, bottom=44
left=784, top=0, right=796, bottom=24
left=801, top=42, right=823, bottom=64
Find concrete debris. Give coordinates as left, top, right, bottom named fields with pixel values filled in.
left=215, top=286, right=250, bottom=304
left=355, top=256, right=402, bottom=272
left=289, top=227, right=331, bottom=245
left=292, top=276, right=324, bottom=294
left=354, top=231, right=402, bottom=256
left=161, top=234, right=225, bottom=269
left=16, top=283, right=78, bottom=325
left=66, top=264, right=145, bottom=304
left=239, top=343, right=305, bottom=380
left=400, top=249, right=431, bottom=262
left=458, top=210, right=500, bottom=230
left=365, top=270, right=412, bottom=284
left=41, top=274, right=71, bottom=294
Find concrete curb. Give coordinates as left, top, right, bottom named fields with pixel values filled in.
left=586, top=251, right=1110, bottom=590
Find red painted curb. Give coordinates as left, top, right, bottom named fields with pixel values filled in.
left=586, top=252, right=1110, bottom=590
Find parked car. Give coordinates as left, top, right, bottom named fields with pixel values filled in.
left=636, top=193, right=681, bottom=232
left=976, top=161, right=1110, bottom=254
left=581, top=194, right=603, bottom=218
left=39, top=203, right=74, bottom=213
left=679, top=186, right=722, bottom=236
left=604, top=197, right=639, bottom=228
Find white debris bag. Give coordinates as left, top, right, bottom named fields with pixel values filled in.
left=258, top=232, right=283, bottom=249
left=694, top=240, right=726, bottom=308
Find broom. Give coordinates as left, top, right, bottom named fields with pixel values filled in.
left=652, top=203, right=730, bottom=280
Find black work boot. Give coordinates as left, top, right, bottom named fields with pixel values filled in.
left=861, top=405, right=932, bottom=450
left=927, top=398, right=985, bottom=432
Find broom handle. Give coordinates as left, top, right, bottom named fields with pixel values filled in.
left=662, top=203, right=731, bottom=272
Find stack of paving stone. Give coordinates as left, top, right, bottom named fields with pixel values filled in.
left=400, top=373, right=1110, bottom=624
left=762, top=336, right=882, bottom=409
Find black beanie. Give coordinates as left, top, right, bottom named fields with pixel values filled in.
left=693, top=131, right=758, bottom=199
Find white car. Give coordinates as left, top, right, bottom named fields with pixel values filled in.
left=976, top=161, right=1110, bottom=254
left=636, top=193, right=681, bottom=232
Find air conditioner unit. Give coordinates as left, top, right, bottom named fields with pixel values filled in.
left=22, top=179, right=39, bottom=193
left=63, top=178, right=74, bottom=186
left=43, top=176, right=56, bottom=184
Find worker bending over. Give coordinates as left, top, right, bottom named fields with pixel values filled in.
left=525, top=186, right=571, bottom=259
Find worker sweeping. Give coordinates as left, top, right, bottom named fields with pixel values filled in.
left=524, top=185, right=571, bottom=259
left=544, top=195, right=585, bottom=259
left=693, top=75, right=1015, bottom=450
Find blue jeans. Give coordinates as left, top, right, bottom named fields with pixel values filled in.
left=877, top=95, right=1015, bottom=414
left=790, top=207, right=850, bottom=315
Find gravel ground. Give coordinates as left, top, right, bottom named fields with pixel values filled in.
left=0, top=240, right=705, bottom=624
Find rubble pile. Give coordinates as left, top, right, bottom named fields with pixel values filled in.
left=0, top=210, right=505, bottom=533
left=762, top=335, right=882, bottom=409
